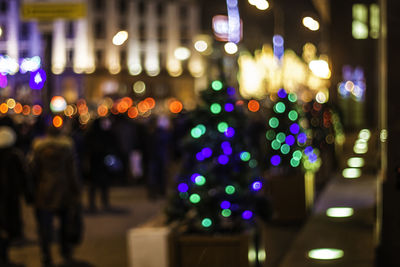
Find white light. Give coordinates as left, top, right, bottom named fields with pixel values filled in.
left=342, top=168, right=361, bottom=179
left=347, top=157, right=365, bottom=168
left=128, top=63, right=142, bottom=76
left=50, top=96, right=67, bottom=113
left=256, top=0, right=270, bottom=10
left=20, top=56, right=41, bottom=73
left=0, top=56, right=19, bottom=75
left=308, top=248, right=344, bottom=260
left=194, top=40, right=208, bottom=52
left=248, top=0, right=258, bottom=6
left=303, top=16, right=320, bottom=31
left=133, top=81, right=146, bottom=94
left=224, top=42, right=238, bottom=54
left=359, top=129, right=371, bottom=140
left=354, top=139, right=368, bottom=154
left=112, top=31, right=128, bottom=46
left=316, top=91, right=327, bottom=104
left=309, top=59, right=331, bottom=79
left=258, top=249, right=266, bottom=262
left=0, top=27, right=2, bottom=37
left=174, top=47, right=191, bottom=60
left=326, top=207, right=354, bottom=218
left=34, top=73, right=43, bottom=84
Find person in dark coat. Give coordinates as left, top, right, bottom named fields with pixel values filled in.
left=0, top=126, right=27, bottom=266
left=30, top=124, right=81, bottom=267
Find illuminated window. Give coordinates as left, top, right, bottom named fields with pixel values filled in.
left=352, top=4, right=368, bottom=39
left=370, top=4, right=379, bottom=39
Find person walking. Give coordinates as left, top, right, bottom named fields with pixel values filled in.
left=30, top=124, right=82, bottom=267
left=0, top=126, right=27, bottom=266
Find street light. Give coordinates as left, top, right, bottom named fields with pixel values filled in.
left=302, top=16, right=320, bottom=31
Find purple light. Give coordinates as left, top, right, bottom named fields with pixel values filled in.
left=191, top=173, right=200, bottom=183
left=29, top=68, right=46, bottom=90
left=0, top=74, right=7, bottom=88
left=225, top=103, right=234, bottom=112
left=290, top=123, right=300, bottom=134
left=277, top=88, right=287, bottom=98
left=202, top=147, right=213, bottom=158
left=252, top=181, right=262, bottom=191
left=227, top=87, right=236, bottom=96
left=285, top=135, right=295, bottom=146
left=178, top=183, right=189, bottom=193
left=218, top=155, right=229, bottom=165
left=220, top=201, right=231, bottom=209
left=304, top=146, right=313, bottom=156
left=221, top=141, right=231, bottom=150
left=242, top=210, right=253, bottom=220
left=298, top=133, right=307, bottom=144
left=271, top=155, right=281, bottom=166
left=223, top=147, right=233, bottom=155
left=196, top=152, right=205, bottom=161
left=309, top=153, right=318, bottom=163
left=224, top=127, right=235, bottom=138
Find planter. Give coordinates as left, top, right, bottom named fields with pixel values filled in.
left=266, top=171, right=314, bottom=222
left=171, top=229, right=265, bottom=267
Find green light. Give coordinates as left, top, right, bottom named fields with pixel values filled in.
left=240, top=152, right=251, bottom=161
left=195, top=175, right=206, bottom=186
left=211, top=80, right=223, bottom=91
left=210, top=103, right=222, bottom=114
left=288, top=93, right=297, bottom=102
left=202, top=218, right=212, bottom=228
left=225, top=185, right=235, bottom=195
left=290, top=158, right=300, bottom=167
left=326, top=207, right=354, bottom=218
left=191, top=127, right=202, bottom=138
left=288, top=110, right=298, bottom=121
left=266, top=130, right=276, bottom=140
left=189, top=194, right=201, bottom=203
left=222, top=209, right=232, bottom=217
left=218, top=122, right=228, bottom=133
left=269, top=117, right=279, bottom=128
left=293, top=150, right=302, bottom=160
left=276, top=132, right=286, bottom=143
left=274, top=102, right=286, bottom=113
left=281, top=144, right=290, bottom=154
left=271, top=140, right=281, bottom=150
left=308, top=248, right=344, bottom=260
left=197, top=124, right=206, bottom=135
left=249, top=159, right=258, bottom=168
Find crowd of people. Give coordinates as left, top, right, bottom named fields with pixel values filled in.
left=0, top=113, right=178, bottom=267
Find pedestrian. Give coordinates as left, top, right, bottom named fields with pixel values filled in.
left=0, top=126, right=27, bottom=266
left=30, top=123, right=82, bottom=267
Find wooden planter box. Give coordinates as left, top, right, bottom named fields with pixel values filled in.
left=266, top=171, right=314, bottom=222
left=171, top=229, right=265, bottom=267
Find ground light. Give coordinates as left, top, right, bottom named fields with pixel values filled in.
left=326, top=207, right=354, bottom=218
left=342, top=168, right=361, bottom=179
left=308, top=248, right=344, bottom=260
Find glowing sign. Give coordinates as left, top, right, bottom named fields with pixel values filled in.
left=29, top=68, right=46, bottom=90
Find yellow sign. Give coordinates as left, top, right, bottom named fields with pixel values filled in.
left=21, top=2, right=86, bottom=20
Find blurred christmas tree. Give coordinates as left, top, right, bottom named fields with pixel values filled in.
left=166, top=80, right=270, bottom=233
left=265, top=88, right=321, bottom=174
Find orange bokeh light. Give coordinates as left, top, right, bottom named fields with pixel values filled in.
left=97, top=105, right=108, bottom=117
left=0, top=103, right=8, bottom=113
left=14, top=103, right=22, bottom=114
left=169, top=100, right=183, bottom=114
left=22, top=105, right=31, bottom=115
left=248, top=100, right=260, bottom=112
left=117, top=101, right=129, bottom=113
left=138, top=101, right=149, bottom=113
left=128, top=107, right=139, bottom=119
left=53, top=115, right=63, bottom=128
left=144, top=97, right=156, bottom=109
left=235, top=100, right=244, bottom=106
left=32, top=105, right=43, bottom=116
left=121, top=97, right=133, bottom=108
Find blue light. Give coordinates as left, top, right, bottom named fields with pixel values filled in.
left=218, top=155, right=229, bottom=165
left=298, top=133, right=307, bottom=144
left=225, top=103, right=234, bottom=112
left=227, top=87, right=236, bottom=96
left=196, top=152, right=205, bottom=161
left=273, top=35, right=284, bottom=59
left=271, top=155, right=281, bottom=166
left=29, top=68, right=46, bottom=90
left=202, top=147, right=213, bottom=158
left=285, top=135, right=295, bottom=146
left=220, top=200, right=231, bottom=209
left=252, top=181, right=262, bottom=191
left=178, top=183, right=189, bottom=193
left=277, top=88, right=287, bottom=98
left=290, top=123, right=300, bottom=134
left=223, top=146, right=233, bottom=155
left=309, top=153, right=318, bottom=163
left=242, top=210, right=253, bottom=220
left=191, top=173, right=200, bottom=183
left=304, top=146, right=314, bottom=156
left=224, top=127, right=235, bottom=138
left=221, top=141, right=231, bottom=150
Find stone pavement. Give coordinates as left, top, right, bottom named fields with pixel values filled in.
left=8, top=186, right=166, bottom=267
